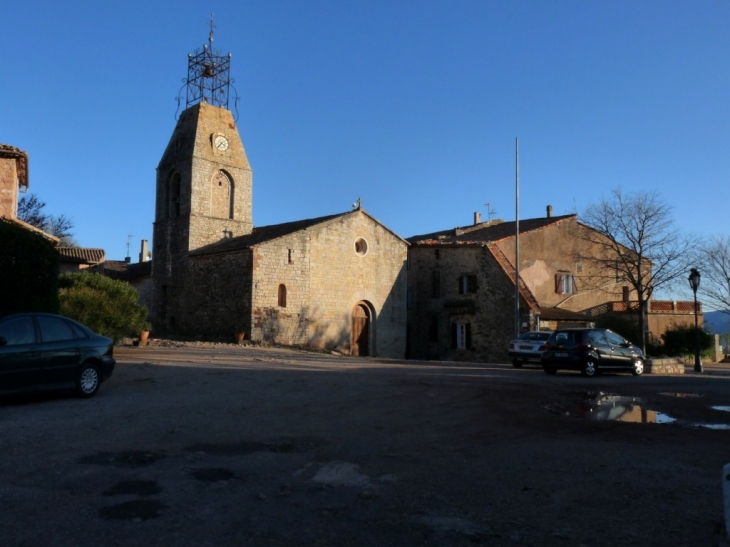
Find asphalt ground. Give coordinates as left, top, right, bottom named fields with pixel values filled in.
left=2, top=342, right=730, bottom=547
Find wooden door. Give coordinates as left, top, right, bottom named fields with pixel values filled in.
left=351, top=304, right=370, bottom=356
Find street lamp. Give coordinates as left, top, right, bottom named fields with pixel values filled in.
left=688, top=268, right=703, bottom=373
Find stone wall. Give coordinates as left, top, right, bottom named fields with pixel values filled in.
left=496, top=218, right=628, bottom=312
left=251, top=211, right=408, bottom=358
left=408, top=245, right=522, bottom=362
left=0, top=157, right=18, bottom=219
left=152, top=102, right=254, bottom=332
left=184, top=250, right=254, bottom=337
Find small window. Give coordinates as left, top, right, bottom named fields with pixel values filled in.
left=354, top=238, right=368, bottom=256
left=278, top=284, right=287, bottom=308
left=555, top=273, right=577, bottom=295
left=431, top=270, right=441, bottom=298
left=435, top=249, right=440, bottom=260
left=288, top=249, right=293, bottom=264
left=451, top=322, right=471, bottom=349
left=458, top=274, right=478, bottom=294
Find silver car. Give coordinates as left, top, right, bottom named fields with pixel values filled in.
left=508, top=331, right=551, bottom=368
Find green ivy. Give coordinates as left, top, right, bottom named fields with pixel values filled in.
left=0, top=218, right=59, bottom=314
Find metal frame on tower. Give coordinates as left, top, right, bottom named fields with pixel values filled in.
left=185, top=15, right=232, bottom=109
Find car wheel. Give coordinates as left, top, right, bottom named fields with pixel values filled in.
left=582, top=359, right=598, bottom=378
left=632, top=358, right=644, bottom=376
left=76, top=363, right=100, bottom=398
left=542, top=366, right=557, bottom=375
left=512, top=360, right=523, bottom=368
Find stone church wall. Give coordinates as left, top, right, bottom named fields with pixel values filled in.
left=251, top=212, right=408, bottom=358
left=184, top=249, right=254, bottom=337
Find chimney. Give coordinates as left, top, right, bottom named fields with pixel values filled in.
left=124, top=256, right=131, bottom=263
left=474, top=212, right=481, bottom=225
left=139, top=239, right=149, bottom=263
left=546, top=205, right=553, bottom=218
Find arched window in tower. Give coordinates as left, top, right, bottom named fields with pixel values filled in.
left=211, top=170, right=234, bottom=219
left=169, top=172, right=181, bottom=218
left=278, top=284, right=287, bottom=308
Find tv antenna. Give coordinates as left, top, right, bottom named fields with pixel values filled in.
left=126, top=234, right=133, bottom=257
left=485, top=202, right=497, bottom=221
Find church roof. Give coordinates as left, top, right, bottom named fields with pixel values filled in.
left=189, top=212, right=347, bottom=257
left=190, top=208, right=409, bottom=257
left=407, top=214, right=576, bottom=245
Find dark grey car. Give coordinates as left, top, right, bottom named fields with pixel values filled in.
left=540, top=327, right=644, bottom=377
left=0, top=312, right=116, bottom=398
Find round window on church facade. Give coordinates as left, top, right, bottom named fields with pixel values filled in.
left=354, top=238, right=368, bottom=256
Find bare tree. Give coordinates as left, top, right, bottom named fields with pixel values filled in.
left=580, top=188, right=693, bottom=352
left=697, top=236, right=730, bottom=314
left=17, top=193, right=76, bottom=245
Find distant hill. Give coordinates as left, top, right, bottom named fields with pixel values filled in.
left=705, top=310, right=730, bottom=334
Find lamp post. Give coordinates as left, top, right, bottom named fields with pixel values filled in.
left=688, top=268, right=703, bottom=373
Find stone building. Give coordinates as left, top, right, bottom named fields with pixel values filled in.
left=150, top=39, right=408, bottom=357
left=407, top=210, right=700, bottom=362
left=0, top=144, right=58, bottom=243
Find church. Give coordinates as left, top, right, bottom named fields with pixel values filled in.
left=150, top=36, right=408, bottom=358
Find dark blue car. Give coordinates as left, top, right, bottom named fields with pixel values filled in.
left=0, top=312, right=116, bottom=398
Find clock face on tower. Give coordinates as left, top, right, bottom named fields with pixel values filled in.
left=213, top=134, right=229, bottom=151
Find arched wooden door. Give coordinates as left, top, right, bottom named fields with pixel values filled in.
left=351, top=304, right=370, bottom=356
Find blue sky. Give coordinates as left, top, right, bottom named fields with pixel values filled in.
left=2, top=1, right=728, bottom=263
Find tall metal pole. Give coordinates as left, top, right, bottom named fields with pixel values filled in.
left=515, top=138, right=520, bottom=338
left=693, top=289, right=703, bottom=373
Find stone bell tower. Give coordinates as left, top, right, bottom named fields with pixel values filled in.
left=152, top=21, right=253, bottom=332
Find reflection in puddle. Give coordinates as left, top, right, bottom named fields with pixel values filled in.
left=712, top=406, right=730, bottom=413
left=545, top=392, right=675, bottom=424
left=546, top=392, right=730, bottom=429
left=697, top=423, right=730, bottom=430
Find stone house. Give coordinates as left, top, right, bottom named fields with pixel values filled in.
left=150, top=43, right=408, bottom=357
left=406, top=210, right=700, bottom=362
left=0, top=144, right=59, bottom=244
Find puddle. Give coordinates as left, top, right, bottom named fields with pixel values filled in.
left=659, top=392, right=703, bottom=398
left=545, top=392, right=675, bottom=424
left=695, top=423, right=730, bottom=430
left=712, top=406, right=730, bottom=413
left=546, top=392, right=730, bottom=429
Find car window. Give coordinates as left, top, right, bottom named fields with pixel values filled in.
left=0, top=317, right=36, bottom=346
left=605, top=331, right=626, bottom=346
left=587, top=330, right=608, bottom=345
left=37, top=316, right=77, bottom=342
left=553, top=332, right=575, bottom=345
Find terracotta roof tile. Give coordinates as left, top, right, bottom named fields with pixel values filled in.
left=57, top=246, right=105, bottom=264
left=408, top=214, right=576, bottom=245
